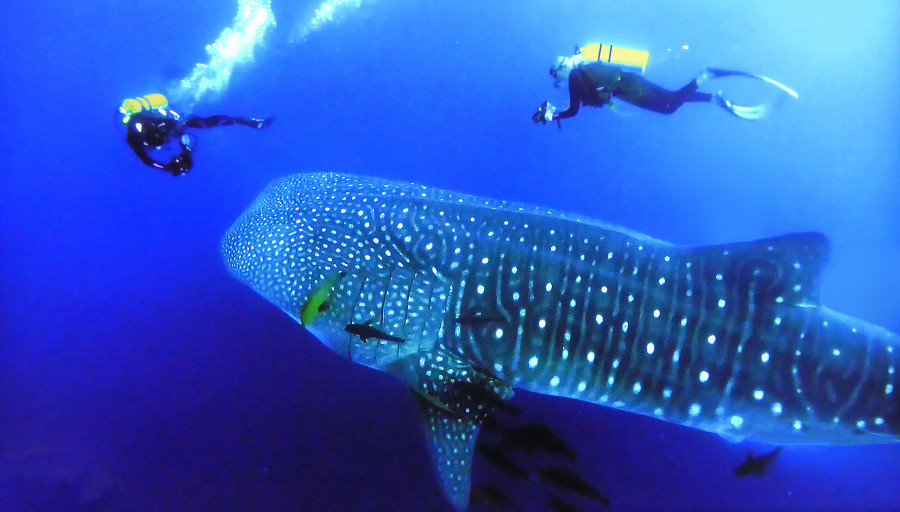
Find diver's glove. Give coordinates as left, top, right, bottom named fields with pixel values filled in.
left=531, top=101, right=561, bottom=128
left=164, top=152, right=193, bottom=177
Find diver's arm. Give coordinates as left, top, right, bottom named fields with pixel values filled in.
left=126, top=130, right=167, bottom=170
left=554, top=99, right=580, bottom=120
left=162, top=149, right=193, bottom=176
left=555, top=72, right=584, bottom=120
left=185, top=115, right=272, bottom=129
left=126, top=128, right=191, bottom=175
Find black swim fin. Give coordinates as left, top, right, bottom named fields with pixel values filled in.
left=706, top=67, right=758, bottom=80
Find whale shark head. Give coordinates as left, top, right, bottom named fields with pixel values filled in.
left=220, top=172, right=451, bottom=372
left=221, top=173, right=341, bottom=337
left=221, top=172, right=517, bottom=510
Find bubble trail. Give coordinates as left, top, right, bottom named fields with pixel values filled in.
left=292, top=0, right=369, bottom=42
left=168, top=0, right=276, bottom=108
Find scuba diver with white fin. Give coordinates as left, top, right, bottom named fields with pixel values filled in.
left=532, top=43, right=799, bottom=127
left=119, top=94, right=274, bottom=176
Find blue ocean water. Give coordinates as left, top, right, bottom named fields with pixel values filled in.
left=1, top=0, right=899, bottom=511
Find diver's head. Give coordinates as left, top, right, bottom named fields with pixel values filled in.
left=549, top=56, right=576, bottom=88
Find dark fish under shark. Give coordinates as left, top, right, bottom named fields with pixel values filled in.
left=734, top=446, right=783, bottom=476
left=546, top=494, right=579, bottom=512
left=221, top=172, right=900, bottom=510
left=535, top=465, right=610, bottom=506
left=499, top=422, right=578, bottom=463
left=469, top=484, right=520, bottom=512
left=475, top=443, right=530, bottom=480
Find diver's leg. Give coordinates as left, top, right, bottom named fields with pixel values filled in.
left=615, top=74, right=706, bottom=114
left=185, top=115, right=273, bottom=129
left=675, top=79, right=712, bottom=104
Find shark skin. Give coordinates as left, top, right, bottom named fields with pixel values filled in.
left=221, top=172, right=900, bottom=510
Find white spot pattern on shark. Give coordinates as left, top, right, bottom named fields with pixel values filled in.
left=222, top=173, right=900, bottom=510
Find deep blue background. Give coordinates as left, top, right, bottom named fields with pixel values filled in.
left=1, top=1, right=899, bottom=511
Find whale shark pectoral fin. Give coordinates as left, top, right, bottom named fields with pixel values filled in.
left=415, top=395, right=481, bottom=511
left=389, top=348, right=514, bottom=511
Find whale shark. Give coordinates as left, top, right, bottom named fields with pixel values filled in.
left=221, top=172, right=899, bottom=510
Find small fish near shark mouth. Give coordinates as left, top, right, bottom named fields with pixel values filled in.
left=221, top=172, right=900, bottom=510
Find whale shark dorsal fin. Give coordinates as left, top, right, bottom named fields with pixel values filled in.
left=695, top=232, right=829, bottom=307
left=390, top=348, right=514, bottom=510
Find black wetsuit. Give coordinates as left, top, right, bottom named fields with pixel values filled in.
left=125, top=111, right=271, bottom=176
left=556, top=61, right=712, bottom=120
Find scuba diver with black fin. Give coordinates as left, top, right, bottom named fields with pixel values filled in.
left=532, top=44, right=799, bottom=127
left=119, top=94, right=274, bottom=176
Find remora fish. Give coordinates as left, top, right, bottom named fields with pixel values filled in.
left=221, top=173, right=900, bottom=510
left=344, top=320, right=405, bottom=343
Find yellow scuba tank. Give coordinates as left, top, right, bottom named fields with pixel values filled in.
left=119, top=93, right=168, bottom=123
left=579, top=43, right=649, bottom=73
